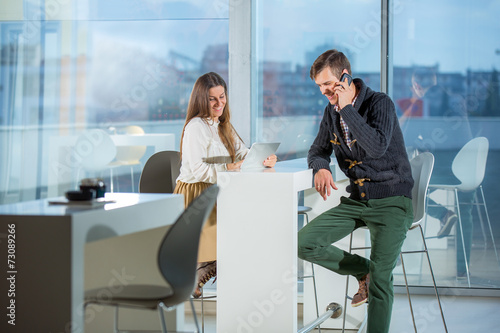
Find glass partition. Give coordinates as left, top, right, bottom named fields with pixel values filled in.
left=392, top=0, right=500, bottom=289
left=255, top=0, right=381, bottom=160
left=0, top=0, right=229, bottom=203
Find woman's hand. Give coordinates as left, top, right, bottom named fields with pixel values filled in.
left=263, top=154, right=277, bottom=168
left=226, top=160, right=244, bottom=171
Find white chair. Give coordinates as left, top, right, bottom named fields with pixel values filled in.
left=426, top=137, right=497, bottom=287
left=109, top=125, right=147, bottom=192
left=342, top=153, right=448, bottom=333
left=85, top=185, right=219, bottom=333
left=75, top=129, right=118, bottom=191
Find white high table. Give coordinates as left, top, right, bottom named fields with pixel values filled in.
left=217, top=160, right=313, bottom=332
left=217, top=159, right=366, bottom=332
left=0, top=193, right=184, bottom=333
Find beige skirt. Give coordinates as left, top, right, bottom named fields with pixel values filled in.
left=173, top=181, right=217, bottom=262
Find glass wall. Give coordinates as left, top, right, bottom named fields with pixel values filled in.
left=392, top=0, right=500, bottom=289
left=1, top=0, right=499, bottom=292
left=0, top=0, right=229, bottom=203
left=255, top=0, right=381, bottom=159
left=255, top=0, right=500, bottom=291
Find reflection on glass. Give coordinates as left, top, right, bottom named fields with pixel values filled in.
left=0, top=1, right=229, bottom=203
left=256, top=0, right=381, bottom=159
left=392, top=0, right=500, bottom=289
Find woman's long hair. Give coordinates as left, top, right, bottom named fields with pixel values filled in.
left=180, top=72, right=241, bottom=162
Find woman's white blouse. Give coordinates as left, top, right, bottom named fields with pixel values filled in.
left=176, top=117, right=249, bottom=184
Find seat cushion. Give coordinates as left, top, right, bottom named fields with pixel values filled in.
left=85, top=284, right=174, bottom=309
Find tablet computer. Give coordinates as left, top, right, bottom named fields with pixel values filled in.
left=241, top=142, right=280, bottom=170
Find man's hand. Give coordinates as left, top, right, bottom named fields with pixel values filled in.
left=314, top=169, right=338, bottom=201
left=334, top=72, right=355, bottom=109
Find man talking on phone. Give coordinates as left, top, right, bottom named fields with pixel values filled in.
left=298, top=49, right=414, bottom=333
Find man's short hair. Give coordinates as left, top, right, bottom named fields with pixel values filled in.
left=310, top=49, right=351, bottom=81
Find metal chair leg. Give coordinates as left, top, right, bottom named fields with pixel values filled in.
left=341, top=232, right=354, bottom=333
left=310, top=262, right=321, bottom=332
left=479, top=185, right=500, bottom=265
left=190, top=297, right=201, bottom=333
left=474, top=191, right=488, bottom=249
left=130, top=166, right=135, bottom=193
left=454, top=189, right=471, bottom=287
left=299, top=210, right=321, bottom=332
left=418, top=224, right=448, bottom=332
left=400, top=252, right=417, bottom=333
left=158, top=303, right=168, bottom=333
left=201, top=288, right=205, bottom=333
left=114, top=306, right=120, bottom=333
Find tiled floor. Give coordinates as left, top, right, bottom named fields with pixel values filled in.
left=183, top=293, right=500, bottom=332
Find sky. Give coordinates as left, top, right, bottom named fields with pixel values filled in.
left=260, top=0, right=500, bottom=74
left=33, top=0, right=500, bottom=75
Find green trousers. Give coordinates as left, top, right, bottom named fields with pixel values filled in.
left=298, top=195, right=413, bottom=333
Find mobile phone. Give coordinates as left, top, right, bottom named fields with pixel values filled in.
left=340, top=73, right=353, bottom=86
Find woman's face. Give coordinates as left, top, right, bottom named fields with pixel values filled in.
left=208, top=85, right=226, bottom=121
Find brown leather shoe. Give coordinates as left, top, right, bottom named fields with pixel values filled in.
left=192, top=261, right=217, bottom=298
left=351, top=274, right=369, bottom=307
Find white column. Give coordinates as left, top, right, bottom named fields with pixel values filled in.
left=228, top=0, right=254, bottom=144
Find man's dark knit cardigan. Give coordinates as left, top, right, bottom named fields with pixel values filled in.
left=308, top=78, right=414, bottom=201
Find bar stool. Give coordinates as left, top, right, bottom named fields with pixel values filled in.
left=298, top=205, right=321, bottom=332
left=341, top=153, right=447, bottom=333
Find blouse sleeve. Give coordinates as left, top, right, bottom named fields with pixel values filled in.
left=234, top=132, right=249, bottom=161
left=182, top=120, right=227, bottom=183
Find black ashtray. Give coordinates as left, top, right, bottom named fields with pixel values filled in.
left=65, top=190, right=94, bottom=201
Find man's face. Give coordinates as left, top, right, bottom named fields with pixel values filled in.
left=314, top=68, right=342, bottom=105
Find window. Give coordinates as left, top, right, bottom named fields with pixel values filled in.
left=255, top=0, right=381, bottom=159
left=392, top=0, right=500, bottom=289
left=0, top=0, right=229, bottom=203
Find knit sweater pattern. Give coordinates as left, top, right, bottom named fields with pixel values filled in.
left=308, top=78, right=414, bottom=200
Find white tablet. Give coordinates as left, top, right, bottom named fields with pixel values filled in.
left=241, top=142, right=280, bottom=170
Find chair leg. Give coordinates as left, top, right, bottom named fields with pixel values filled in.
left=158, top=303, right=168, bottom=333
left=478, top=185, right=500, bottom=266
left=400, top=249, right=417, bottom=332
left=114, top=306, right=120, bottom=333
left=201, top=288, right=205, bottom=333
left=302, top=212, right=321, bottom=332
left=189, top=297, right=201, bottom=333
left=341, top=232, right=354, bottom=333
left=110, top=168, right=115, bottom=193
left=454, top=189, right=471, bottom=287
left=418, top=225, right=448, bottom=333
left=299, top=211, right=322, bottom=332
left=130, top=166, right=135, bottom=193
left=474, top=191, right=488, bottom=249
left=310, top=262, right=321, bottom=333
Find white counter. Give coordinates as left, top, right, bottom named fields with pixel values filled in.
left=216, top=158, right=366, bottom=332
left=0, top=193, right=184, bottom=333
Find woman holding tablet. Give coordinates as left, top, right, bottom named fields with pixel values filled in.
left=174, top=72, right=276, bottom=298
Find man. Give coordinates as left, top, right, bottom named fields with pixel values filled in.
left=298, top=49, right=414, bottom=333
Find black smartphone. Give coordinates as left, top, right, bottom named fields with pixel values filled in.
left=340, top=73, right=353, bottom=86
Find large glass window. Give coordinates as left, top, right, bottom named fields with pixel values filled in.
left=255, top=0, right=381, bottom=159
left=0, top=0, right=229, bottom=203
left=392, top=0, right=500, bottom=289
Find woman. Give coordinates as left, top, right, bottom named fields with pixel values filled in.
left=174, top=72, right=276, bottom=298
